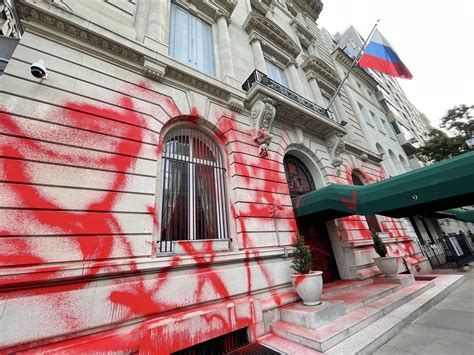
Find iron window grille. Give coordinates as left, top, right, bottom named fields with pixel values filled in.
left=159, top=127, right=228, bottom=253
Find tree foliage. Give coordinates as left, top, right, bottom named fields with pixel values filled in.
left=291, top=233, right=313, bottom=274
left=417, top=104, right=473, bottom=163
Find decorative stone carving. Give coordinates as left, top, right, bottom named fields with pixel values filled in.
left=325, top=133, right=346, bottom=175
left=250, top=0, right=274, bottom=15
left=228, top=96, right=244, bottom=113
left=360, top=153, right=369, bottom=162
left=290, top=18, right=315, bottom=47
left=250, top=98, right=276, bottom=157
left=286, top=0, right=323, bottom=21
left=301, top=56, right=341, bottom=92
left=143, top=58, right=166, bottom=82
left=166, top=67, right=230, bottom=100
left=243, top=12, right=301, bottom=63
left=16, top=2, right=144, bottom=65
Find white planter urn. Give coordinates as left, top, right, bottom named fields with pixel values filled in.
left=291, top=271, right=323, bottom=306
left=374, top=256, right=399, bottom=276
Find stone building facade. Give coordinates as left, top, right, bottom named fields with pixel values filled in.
left=0, top=0, right=433, bottom=352
left=328, top=25, right=473, bottom=242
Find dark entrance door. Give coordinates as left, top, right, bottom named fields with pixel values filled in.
left=296, top=216, right=341, bottom=283
left=284, top=155, right=340, bottom=283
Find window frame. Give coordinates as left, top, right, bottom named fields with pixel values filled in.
left=169, top=2, right=216, bottom=76
left=265, top=58, right=289, bottom=87
left=158, top=126, right=229, bottom=253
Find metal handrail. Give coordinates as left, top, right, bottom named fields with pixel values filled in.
left=242, top=70, right=331, bottom=119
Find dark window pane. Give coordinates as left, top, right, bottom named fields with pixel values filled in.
left=195, top=165, right=218, bottom=239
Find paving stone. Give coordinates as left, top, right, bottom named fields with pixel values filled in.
left=414, top=308, right=474, bottom=334
left=376, top=324, right=474, bottom=355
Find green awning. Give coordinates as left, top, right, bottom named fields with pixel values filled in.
left=294, top=151, right=474, bottom=220
left=438, top=208, right=474, bottom=223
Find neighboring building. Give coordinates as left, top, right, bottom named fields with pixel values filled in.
left=2, top=0, right=461, bottom=353
left=327, top=25, right=473, bottom=246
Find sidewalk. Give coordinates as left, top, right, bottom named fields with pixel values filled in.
left=374, top=269, right=474, bottom=355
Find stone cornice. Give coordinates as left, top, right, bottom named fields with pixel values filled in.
left=174, top=0, right=237, bottom=22
left=167, top=67, right=230, bottom=100
left=243, top=12, right=300, bottom=61
left=289, top=18, right=315, bottom=46
left=16, top=1, right=144, bottom=65
left=333, top=47, right=379, bottom=90
left=250, top=0, right=274, bottom=15
left=286, top=0, right=323, bottom=21
left=301, top=56, right=341, bottom=91
left=344, top=141, right=383, bottom=163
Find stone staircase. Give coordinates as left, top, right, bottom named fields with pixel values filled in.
left=257, top=273, right=464, bottom=354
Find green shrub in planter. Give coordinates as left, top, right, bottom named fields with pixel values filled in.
left=291, top=233, right=312, bottom=274
left=372, top=231, right=387, bottom=257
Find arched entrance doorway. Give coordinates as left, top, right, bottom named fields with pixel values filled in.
left=351, top=171, right=381, bottom=233
left=284, top=155, right=340, bottom=283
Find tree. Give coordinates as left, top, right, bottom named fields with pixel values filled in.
left=417, top=104, right=474, bottom=163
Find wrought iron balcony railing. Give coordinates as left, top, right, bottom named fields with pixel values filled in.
left=242, top=70, right=331, bottom=119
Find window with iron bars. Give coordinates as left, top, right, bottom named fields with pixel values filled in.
left=159, top=127, right=228, bottom=253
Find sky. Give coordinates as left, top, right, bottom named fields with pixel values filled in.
left=318, top=0, right=474, bottom=127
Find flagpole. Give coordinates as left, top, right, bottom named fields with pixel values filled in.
left=326, top=19, right=380, bottom=113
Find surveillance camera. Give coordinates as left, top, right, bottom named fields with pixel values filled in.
left=31, top=60, right=47, bottom=79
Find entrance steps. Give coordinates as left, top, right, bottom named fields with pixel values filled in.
left=257, top=274, right=464, bottom=354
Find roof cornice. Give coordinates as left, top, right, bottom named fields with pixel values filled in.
left=286, top=0, right=323, bottom=21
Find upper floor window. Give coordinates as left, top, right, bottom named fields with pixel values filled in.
left=159, top=127, right=228, bottom=252
left=170, top=3, right=215, bottom=76
left=265, top=59, right=288, bottom=87
left=300, top=41, right=310, bottom=56
left=322, top=94, right=336, bottom=121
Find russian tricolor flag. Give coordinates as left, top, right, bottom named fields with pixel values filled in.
left=358, top=30, right=413, bottom=79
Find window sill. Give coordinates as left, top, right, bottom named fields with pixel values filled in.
left=0, top=247, right=292, bottom=290
left=172, top=239, right=231, bottom=254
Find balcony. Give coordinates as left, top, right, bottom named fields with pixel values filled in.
left=397, top=134, right=420, bottom=155
left=242, top=70, right=345, bottom=138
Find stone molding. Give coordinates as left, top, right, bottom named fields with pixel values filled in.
left=228, top=96, right=245, bottom=113
left=16, top=1, right=145, bottom=65
left=166, top=67, right=230, bottom=100
left=285, top=0, right=323, bottom=21
left=250, top=97, right=276, bottom=157
left=334, top=47, right=378, bottom=90
left=289, top=18, right=315, bottom=47
left=244, top=12, right=300, bottom=62
left=174, top=0, right=237, bottom=23
left=301, top=55, right=341, bottom=92
left=325, top=132, right=345, bottom=175
left=143, top=58, right=166, bottom=82
left=250, top=0, right=274, bottom=15
left=344, top=141, right=383, bottom=164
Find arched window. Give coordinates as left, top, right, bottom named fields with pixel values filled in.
left=159, top=127, right=228, bottom=252
left=399, top=155, right=409, bottom=172
left=284, top=155, right=316, bottom=198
